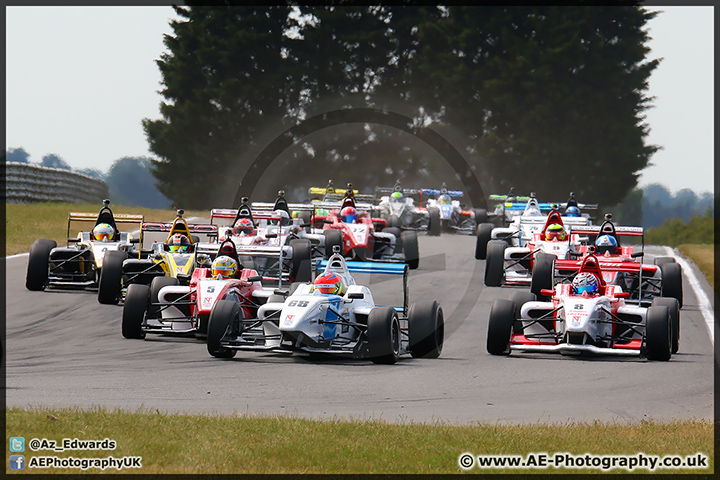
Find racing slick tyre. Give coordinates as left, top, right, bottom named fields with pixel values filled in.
left=408, top=300, right=444, bottom=358
left=387, top=215, right=401, bottom=228
left=207, top=300, right=239, bottom=358
left=98, top=250, right=127, bottom=304
left=122, top=284, right=149, bottom=339
left=475, top=223, right=494, bottom=260
left=428, top=208, right=441, bottom=236
left=487, top=299, right=515, bottom=355
left=510, top=292, right=536, bottom=335
left=660, top=262, right=683, bottom=308
left=654, top=256, right=675, bottom=267
left=652, top=297, right=680, bottom=354
left=383, top=227, right=403, bottom=254
left=324, top=229, right=343, bottom=258
left=25, top=240, right=56, bottom=291
left=530, top=253, right=556, bottom=301
left=645, top=305, right=672, bottom=361
left=367, top=306, right=401, bottom=364
left=401, top=231, right=419, bottom=270
left=484, top=240, right=506, bottom=287
left=148, top=277, right=180, bottom=320
left=289, top=239, right=312, bottom=283
left=474, top=208, right=488, bottom=225
left=298, top=210, right=312, bottom=233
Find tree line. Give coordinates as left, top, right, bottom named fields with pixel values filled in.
left=144, top=4, right=660, bottom=209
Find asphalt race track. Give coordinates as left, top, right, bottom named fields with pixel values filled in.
left=5, top=236, right=714, bottom=424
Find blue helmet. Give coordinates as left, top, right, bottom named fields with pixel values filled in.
left=565, top=206, right=581, bottom=217
left=595, top=234, right=618, bottom=254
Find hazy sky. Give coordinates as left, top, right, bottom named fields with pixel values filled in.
left=5, top=6, right=714, bottom=194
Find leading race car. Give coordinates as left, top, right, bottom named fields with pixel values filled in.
left=487, top=254, right=679, bottom=360
left=206, top=246, right=444, bottom=363
left=121, top=238, right=274, bottom=339
left=97, top=210, right=218, bottom=304
left=26, top=199, right=143, bottom=292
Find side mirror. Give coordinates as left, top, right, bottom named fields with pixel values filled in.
left=323, top=219, right=334, bottom=224
left=247, top=276, right=263, bottom=283
left=630, top=251, right=643, bottom=258
left=540, top=289, right=555, bottom=297
left=274, top=289, right=289, bottom=296
left=347, top=292, right=364, bottom=300
left=265, top=233, right=278, bottom=239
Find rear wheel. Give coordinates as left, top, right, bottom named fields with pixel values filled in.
left=289, top=239, right=312, bottom=282
left=148, top=276, right=180, bottom=319
left=298, top=210, right=312, bottom=233
left=475, top=223, right=494, bottom=260
left=324, top=229, right=343, bottom=258
left=367, top=306, right=401, bottom=364
left=122, top=284, right=149, bottom=339
left=401, top=231, right=419, bottom=269
left=207, top=300, right=239, bottom=358
left=474, top=208, right=488, bottom=225
left=530, top=253, right=556, bottom=300
left=98, top=250, right=127, bottom=304
left=652, top=297, right=680, bottom=354
left=484, top=240, right=506, bottom=286
left=645, top=305, right=671, bottom=361
left=26, top=240, right=55, bottom=291
left=660, top=262, right=683, bottom=308
left=487, top=299, right=515, bottom=355
left=428, top=208, right=440, bottom=236
left=408, top=300, right=444, bottom=358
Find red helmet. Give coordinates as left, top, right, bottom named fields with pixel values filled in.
left=313, top=271, right=345, bottom=295
left=233, top=218, right=254, bottom=236
left=340, top=206, right=357, bottom=223
left=167, top=233, right=191, bottom=252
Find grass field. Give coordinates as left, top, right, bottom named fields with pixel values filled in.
left=677, top=244, right=714, bottom=289
left=5, top=407, right=713, bottom=474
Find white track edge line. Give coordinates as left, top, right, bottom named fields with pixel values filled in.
left=663, top=246, right=714, bottom=345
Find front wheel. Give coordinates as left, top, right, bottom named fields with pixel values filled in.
left=289, top=239, right=312, bottom=283
left=367, top=306, right=401, bottom=364
left=207, top=300, right=240, bottom=358
left=645, top=305, right=671, bottom=361
left=428, top=208, right=440, bottom=236
left=324, top=229, right=343, bottom=258
left=487, top=299, right=514, bottom=355
left=530, top=253, right=556, bottom=300
left=98, top=250, right=127, bottom=304
left=26, top=240, right=55, bottom=291
left=408, top=300, right=444, bottom=358
left=400, top=231, right=419, bottom=269
left=122, top=284, right=149, bottom=339
left=484, top=240, right=506, bottom=286
left=652, top=297, right=680, bottom=354
left=475, top=223, right=494, bottom=260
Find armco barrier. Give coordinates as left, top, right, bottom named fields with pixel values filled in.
left=4, top=162, right=109, bottom=204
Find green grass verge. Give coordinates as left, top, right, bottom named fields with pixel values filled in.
left=5, top=407, right=713, bottom=474
left=5, top=202, right=207, bottom=256
left=677, top=244, right=714, bottom=289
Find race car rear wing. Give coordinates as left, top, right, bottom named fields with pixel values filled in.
left=313, top=201, right=377, bottom=211
left=316, top=259, right=409, bottom=315
left=140, top=222, right=218, bottom=250
left=376, top=186, right=422, bottom=195
left=67, top=212, right=144, bottom=242
left=421, top=188, right=463, bottom=197
left=569, top=225, right=644, bottom=236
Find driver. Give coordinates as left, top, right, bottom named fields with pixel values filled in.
left=572, top=272, right=599, bottom=296
left=312, top=271, right=346, bottom=296
left=438, top=193, right=452, bottom=205
left=391, top=191, right=403, bottom=202
left=211, top=255, right=238, bottom=279
left=92, top=223, right=114, bottom=241
left=565, top=206, right=581, bottom=217
left=233, top=218, right=255, bottom=236
left=341, top=206, right=357, bottom=223
left=167, top=233, right=191, bottom=253
left=544, top=223, right=567, bottom=241
left=595, top=234, right=618, bottom=255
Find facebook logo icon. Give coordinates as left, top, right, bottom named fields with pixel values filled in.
left=10, top=455, right=25, bottom=470
left=9, top=437, right=25, bottom=452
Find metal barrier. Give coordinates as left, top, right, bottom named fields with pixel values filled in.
left=4, top=162, right=109, bottom=204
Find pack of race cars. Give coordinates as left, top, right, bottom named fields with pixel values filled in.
left=25, top=183, right=685, bottom=363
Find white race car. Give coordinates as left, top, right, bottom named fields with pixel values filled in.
left=206, top=247, right=444, bottom=363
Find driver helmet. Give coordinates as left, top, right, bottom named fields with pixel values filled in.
left=572, top=272, right=599, bottom=295
left=439, top=194, right=452, bottom=205
left=233, top=218, right=254, bottom=236
left=92, top=223, right=114, bottom=241
left=391, top=191, right=403, bottom=201
left=274, top=209, right=290, bottom=226
left=211, top=255, right=238, bottom=279
left=595, top=234, right=618, bottom=254
left=341, top=206, right=357, bottom=223
left=544, top=223, right=567, bottom=241
left=167, top=233, right=191, bottom=253
left=565, top=206, right=581, bottom=217
left=313, top=271, right=346, bottom=295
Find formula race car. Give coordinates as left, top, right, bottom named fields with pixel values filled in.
left=375, top=181, right=428, bottom=230
left=26, top=199, right=143, bottom=291
left=531, top=214, right=683, bottom=308
left=206, top=246, right=444, bottom=363
left=424, top=183, right=481, bottom=235
left=475, top=194, right=592, bottom=261
left=482, top=207, right=592, bottom=287
left=211, top=192, right=315, bottom=284
left=312, top=183, right=419, bottom=269
left=121, top=238, right=274, bottom=339
left=482, top=189, right=597, bottom=228
left=487, top=254, right=679, bottom=360
left=97, top=210, right=218, bottom=304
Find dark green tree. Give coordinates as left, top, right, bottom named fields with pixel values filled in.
left=106, top=156, right=171, bottom=209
